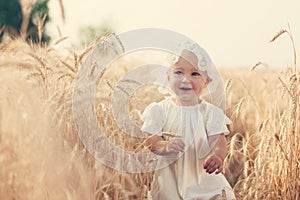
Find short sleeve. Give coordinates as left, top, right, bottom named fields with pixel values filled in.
left=141, top=102, right=166, bottom=136
left=205, top=105, right=232, bottom=136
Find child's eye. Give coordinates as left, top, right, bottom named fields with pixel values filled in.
left=191, top=72, right=201, bottom=76
left=174, top=71, right=182, bottom=75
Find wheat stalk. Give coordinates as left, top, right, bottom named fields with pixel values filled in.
left=269, top=29, right=287, bottom=43
left=278, top=76, right=293, bottom=97
left=270, top=24, right=298, bottom=72
left=58, top=0, right=65, bottom=23
left=59, top=59, right=76, bottom=73
left=53, top=36, right=69, bottom=46
left=224, top=78, right=232, bottom=92
left=19, top=0, right=37, bottom=40
left=250, top=61, right=263, bottom=71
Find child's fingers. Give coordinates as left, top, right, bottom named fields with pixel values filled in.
left=167, top=147, right=182, bottom=154
left=175, top=139, right=185, bottom=151
left=170, top=143, right=183, bottom=153
left=203, top=157, right=213, bottom=169
left=164, top=139, right=184, bottom=154
left=204, top=156, right=223, bottom=174
left=215, top=165, right=223, bottom=174
left=170, top=139, right=185, bottom=152
left=204, top=159, right=218, bottom=174
left=204, top=155, right=222, bottom=166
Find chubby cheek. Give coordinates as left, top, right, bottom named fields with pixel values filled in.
left=168, top=79, right=178, bottom=92
left=193, top=80, right=207, bottom=94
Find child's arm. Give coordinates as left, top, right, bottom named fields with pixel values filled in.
left=203, top=133, right=228, bottom=174
left=145, top=134, right=185, bottom=155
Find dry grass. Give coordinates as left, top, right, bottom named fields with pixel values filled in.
left=0, top=38, right=155, bottom=200
left=0, top=30, right=299, bottom=199
left=221, top=25, right=299, bottom=199
left=221, top=67, right=299, bottom=199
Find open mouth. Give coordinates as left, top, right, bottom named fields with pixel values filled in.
left=179, top=87, right=193, bottom=91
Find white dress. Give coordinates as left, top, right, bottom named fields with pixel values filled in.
left=141, top=99, right=235, bottom=200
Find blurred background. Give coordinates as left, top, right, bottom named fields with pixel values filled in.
left=47, top=0, right=300, bottom=69
left=2, top=0, right=300, bottom=69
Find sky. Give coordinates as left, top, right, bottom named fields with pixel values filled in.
left=48, top=0, right=300, bottom=69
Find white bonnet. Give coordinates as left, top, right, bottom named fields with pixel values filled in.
left=170, top=41, right=212, bottom=73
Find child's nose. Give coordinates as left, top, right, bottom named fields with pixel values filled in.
left=181, top=75, right=191, bottom=83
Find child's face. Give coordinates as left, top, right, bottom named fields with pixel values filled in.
left=168, top=50, right=209, bottom=106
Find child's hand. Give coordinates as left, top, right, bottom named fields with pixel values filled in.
left=203, top=154, right=223, bottom=174
left=164, top=138, right=185, bottom=155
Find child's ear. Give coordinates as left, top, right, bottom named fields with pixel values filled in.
left=202, top=77, right=211, bottom=89
left=206, top=77, right=212, bottom=84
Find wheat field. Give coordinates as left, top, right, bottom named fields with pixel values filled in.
left=0, top=30, right=299, bottom=200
